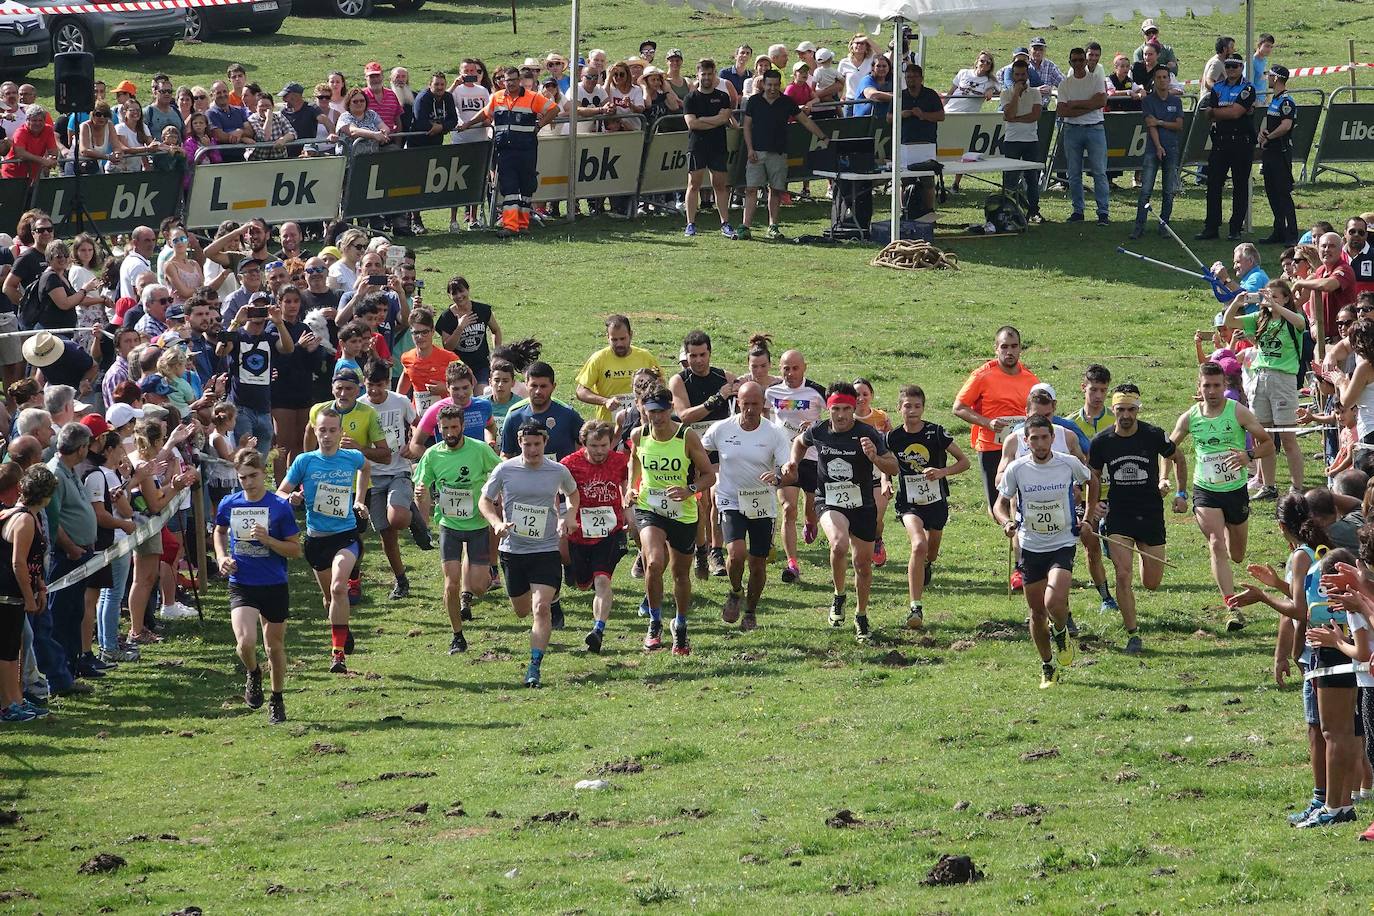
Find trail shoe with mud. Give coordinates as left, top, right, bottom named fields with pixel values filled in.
left=1052, top=625, right=1075, bottom=667
left=389, top=576, right=410, bottom=600
left=243, top=667, right=264, bottom=709
left=722, top=589, right=743, bottom=624
left=1040, top=662, right=1059, bottom=689
left=448, top=631, right=467, bottom=655
left=670, top=618, right=691, bottom=656
left=1226, top=610, right=1247, bottom=632
left=853, top=614, right=871, bottom=643
left=694, top=544, right=710, bottom=579
left=644, top=618, right=663, bottom=650
left=329, top=650, right=347, bottom=674
left=709, top=547, right=727, bottom=577
left=585, top=628, right=603, bottom=654
left=267, top=692, right=286, bottom=724
left=905, top=602, right=924, bottom=630
left=828, top=593, right=846, bottom=627
left=460, top=592, right=474, bottom=621
left=740, top=612, right=758, bottom=632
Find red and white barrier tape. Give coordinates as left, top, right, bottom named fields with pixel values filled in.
left=1178, top=61, right=1374, bottom=87
left=3, top=0, right=252, bottom=14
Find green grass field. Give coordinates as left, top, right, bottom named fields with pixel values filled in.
left=5, top=2, right=1374, bottom=912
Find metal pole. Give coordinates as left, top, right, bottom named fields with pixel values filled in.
left=1244, top=0, right=1253, bottom=232
left=567, top=0, right=579, bottom=222
left=891, top=16, right=902, bottom=244
left=1350, top=38, right=1358, bottom=103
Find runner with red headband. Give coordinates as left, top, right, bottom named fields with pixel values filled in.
left=783, top=381, right=898, bottom=642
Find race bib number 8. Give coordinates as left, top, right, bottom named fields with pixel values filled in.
left=827, top=481, right=861, bottom=508
left=580, top=506, right=617, bottom=539
left=903, top=474, right=939, bottom=506
left=1026, top=498, right=1067, bottom=536
left=312, top=483, right=351, bottom=519
left=1199, top=453, right=1241, bottom=487
left=510, top=502, right=550, bottom=539
left=229, top=506, right=269, bottom=539
left=645, top=488, right=684, bottom=520
left=439, top=486, right=474, bottom=520
left=737, top=484, right=775, bottom=519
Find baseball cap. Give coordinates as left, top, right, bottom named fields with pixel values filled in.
left=1012, top=47, right=1031, bottom=58
left=1029, top=383, right=1057, bottom=401
left=1029, top=37, right=1047, bottom=48
left=114, top=79, right=138, bottom=96
left=165, top=303, right=186, bottom=321
left=279, top=81, right=305, bottom=98
left=236, top=258, right=264, bottom=275
left=318, top=245, right=343, bottom=260
left=1140, top=18, right=1159, bottom=34
left=666, top=48, right=683, bottom=60
left=138, top=374, right=174, bottom=397
left=1223, top=54, right=1244, bottom=67
left=517, top=418, right=549, bottom=437
left=641, top=66, right=663, bottom=78
left=793, top=60, right=810, bottom=73
left=248, top=291, right=273, bottom=305
left=332, top=367, right=362, bottom=385
left=364, top=61, right=383, bottom=75
left=816, top=48, right=835, bottom=63
left=1270, top=64, right=1290, bottom=81
left=642, top=391, right=673, bottom=411
left=106, top=403, right=144, bottom=428
left=795, top=40, right=817, bottom=53
left=639, top=39, right=657, bottom=51
left=541, top=73, right=559, bottom=86
left=80, top=414, right=112, bottom=438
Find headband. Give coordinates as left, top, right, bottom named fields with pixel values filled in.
left=827, top=393, right=858, bottom=409
left=1111, top=392, right=1141, bottom=408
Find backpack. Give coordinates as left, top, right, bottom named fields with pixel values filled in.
left=984, top=191, right=1028, bottom=234
left=18, top=268, right=51, bottom=331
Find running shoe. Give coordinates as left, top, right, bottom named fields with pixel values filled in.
left=411, top=516, right=434, bottom=551
left=1053, top=627, right=1075, bottom=668
left=347, top=577, right=362, bottom=605
left=828, top=593, right=846, bottom=627
left=490, top=565, right=502, bottom=591
left=684, top=223, right=697, bottom=237
left=389, top=577, right=410, bottom=600
left=670, top=618, right=691, bottom=656
left=1039, top=663, right=1058, bottom=689
left=244, top=667, right=264, bottom=709
left=551, top=600, right=565, bottom=630
left=694, top=544, right=709, bottom=580
left=781, top=559, right=800, bottom=583
left=1100, top=596, right=1119, bottom=614
left=76, top=659, right=105, bottom=679
left=873, top=539, right=887, bottom=567
left=448, top=632, right=467, bottom=655
left=1295, top=807, right=1357, bottom=828
left=905, top=603, right=924, bottom=630
left=804, top=522, right=818, bottom=544
left=1066, top=613, right=1079, bottom=637
left=268, top=694, right=286, bottom=725
left=853, top=614, right=871, bottom=643
left=766, top=225, right=784, bottom=241
left=1360, top=820, right=1374, bottom=841
left=1124, top=635, right=1143, bottom=656
left=1226, top=611, right=1247, bottom=632
left=525, top=662, right=541, bottom=688
left=720, top=223, right=739, bottom=240
left=1254, top=485, right=1279, bottom=501
left=740, top=613, right=758, bottom=632
left=448, top=220, right=463, bottom=234
left=99, top=646, right=139, bottom=664
left=1, top=702, right=37, bottom=722
left=722, top=590, right=742, bottom=624
left=1010, top=569, right=1024, bottom=592
left=638, top=596, right=651, bottom=618
left=344, top=627, right=356, bottom=654
left=157, top=602, right=198, bottom=620
left=17, top=699, right=48, bottom=718
left=709, top=547, right=727, bottom=577
left=585, top=629, right=603, bottom=654
left=460, top=598, right=474, bottom=622
left=644, top=619, right=663, bottom=650
left=329, top=650, right=347, bottom=674
left=631, top=554, right=645, bottom=579
left=1288, top=798, right=1324, bottom=825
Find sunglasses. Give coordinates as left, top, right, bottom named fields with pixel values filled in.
left=194, top=95, right=208, bottom=101
left=316, top=95, right=330, bottom=100
left=305, top=267, right=327, bottom=275
left=155, top=297, right=173, bottom=304
left=264, top=260, right=285, bottom=271
left=1359, top=306, right=1374, bottom=314
left=350, top=243, right=365, bottom=250
left=33, top=225, right=53, bottom=233
left=1337, top=320, right=1354, bottom=327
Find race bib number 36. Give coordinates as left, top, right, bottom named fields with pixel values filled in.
left=510, top=502, right=550, bottom=539
left=312, top=483, right=351, bottom=519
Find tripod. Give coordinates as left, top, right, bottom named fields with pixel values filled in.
left=65, top=115, right=112, bottom=254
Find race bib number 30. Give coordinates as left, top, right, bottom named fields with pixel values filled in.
left=826, top=481, right=861, bottom=508
left=229, top=506, right=270, bottom=539
left=439, top=486, right=474, bottom=520
left=312, top=483, right=351, bottom=519
left=1025, top=498, right=1067, bottom=536
left=903, top=474, right=939, bottom=506
left=510, top=502, right=550, bottom=539
left=580, top=506, right=617, bottom=539
left=1199, top=453, right=1241, bottom=487
left=737, top=484, right=775, bottom=519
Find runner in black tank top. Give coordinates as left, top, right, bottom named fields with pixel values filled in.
left=668, top=331, right=738, bottom=579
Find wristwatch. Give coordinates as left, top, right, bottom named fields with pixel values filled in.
left=687, top=483, right=699, bottom=494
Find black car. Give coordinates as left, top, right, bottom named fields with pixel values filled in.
left=318, top=0, right=423, bottom=20
left=49, top=9, right=182, bottom=58
left=184, top=0, right=292, bottom=41
left=0, top=12, right=50, bottom=79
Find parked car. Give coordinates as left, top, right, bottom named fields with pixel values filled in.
left=49, top=8, right=182, bottom=58
left=184, top=0, right=292, bottom=41
left=0, top=11, right=50, bottom=79
left=319, top=0, right=422, bottom=20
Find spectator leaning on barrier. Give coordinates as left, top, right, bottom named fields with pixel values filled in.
left=208, top=81, right=253, bottom=163
left=412, top=71, right=458, bottom=147
left=1056, top=47, right=1110, bottom=226
left=1, top=107, right=56, bottom=183
left=248, top=95, right=295, bottom=161
left=1028, top=36, right=1062, bottom=100
left=1131, top=65, right=1185, bottom=240
left=278, top=83, right=328, bottom=157
left=145, top=75, right=184, bottom=142
left=741, top=69, right=827, bottom=240
left=363, top=61, right=402, bottom=136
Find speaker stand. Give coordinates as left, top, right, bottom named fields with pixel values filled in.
left=66, top=117, right=111, bottom=255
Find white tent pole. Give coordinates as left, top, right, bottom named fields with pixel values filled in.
left=891, top=16, right=902, bottom=244
left=1243, top=0, right=1253, bottom=232
left=567, top=0, right=580, bottom=222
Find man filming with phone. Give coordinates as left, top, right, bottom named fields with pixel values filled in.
left=216, top=291, right=295, bottom=458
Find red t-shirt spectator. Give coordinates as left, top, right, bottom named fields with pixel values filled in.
left=783, top=80, right=815, bottom=119
left=363, top=86, right=402, bottom=132
left=1, top=121, right=57, bottom=182
left=1315, top=261, right=1358, bottom=340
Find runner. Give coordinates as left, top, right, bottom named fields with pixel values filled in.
left=306, top=367, right=392, bottom=607
left=629, top=388, right=717, bottom=655
left=214, top=448, right=301, bottom=723
left=407, top=360, right=498, bottom=453
left=1064, top=365, right=1118, bottom=616
left=668, top=330, right=737, bottom=579
left=499, top=362, right=584, bottom=460
left=279, top=406, right=370, bottom=674
left=743, top=334, right=781, bottom=392
left=413, top=404, right=501, bottom=654
left=994, top=415, right=1091, bottom=688
left=479, top=419, right=580, bottom=687
left=885, top=385, right=970, bottom=629
left=785, top=381, right=898, bottom=642
left=397, top=306, right=460, bottom=418
left=1168, top=361, right=1274, bottom=629
left=853, top=378, right=892, bottom=566
left=575, top=314, right=662, bottom=422
left=1087, top=384, right=1187, bottom=655
left=953, top=325, right=1040, bottom=541
left=362, top=359, right=423, bottom=600
left=560, top=420, right=631, bottom=653
left=702, top=381, right=792, bottom=630
left=765, top=350, right=826, bottom=583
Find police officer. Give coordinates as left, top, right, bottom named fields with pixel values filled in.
left=1195, top=54, right=1256, bottom=242
left=461, top=66, right=559, bottom=238
left=1257, top=65, right=1298, bottom=245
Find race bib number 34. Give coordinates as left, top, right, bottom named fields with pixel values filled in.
left=903, top=474, right=939, bottom=506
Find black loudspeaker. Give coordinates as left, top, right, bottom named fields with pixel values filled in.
left=54, top=52, right=96, bottom=115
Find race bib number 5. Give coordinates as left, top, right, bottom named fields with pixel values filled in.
left=737, top=484, right=775, bottom=519
left=312, top=483, right=351, bottom=519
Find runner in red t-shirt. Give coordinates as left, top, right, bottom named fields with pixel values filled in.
left=560, top=420, right=630, bottom=654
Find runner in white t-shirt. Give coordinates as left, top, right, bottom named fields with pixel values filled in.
left=764, top=349, right=826, bottom=583
left=363, top=359, right=422, bottom=602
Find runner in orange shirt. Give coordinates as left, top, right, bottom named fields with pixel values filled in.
left=952, top=325, right=1039, bottom=516
left=399, top=307, right=461, bottom=416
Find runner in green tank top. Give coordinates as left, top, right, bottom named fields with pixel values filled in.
left=630, top=388, right=716, bottom=657
left=1168, top=362, right=1274, bottom=628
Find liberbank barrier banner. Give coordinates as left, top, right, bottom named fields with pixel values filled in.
left=185, top=156, right=348, bottom=229
left=33, top=169, right=184, bottom=236
left=530, top=132, right=644, bottom=204
left=1049, top=111, right=1199, bottom=173
left=0, top=178, right=31, bottom=238
left=1181, top=93, right=1324, bottom=168
left=1311, top=95, right=1374, bottom=179
left=342, top=142, right=492, bottom=218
